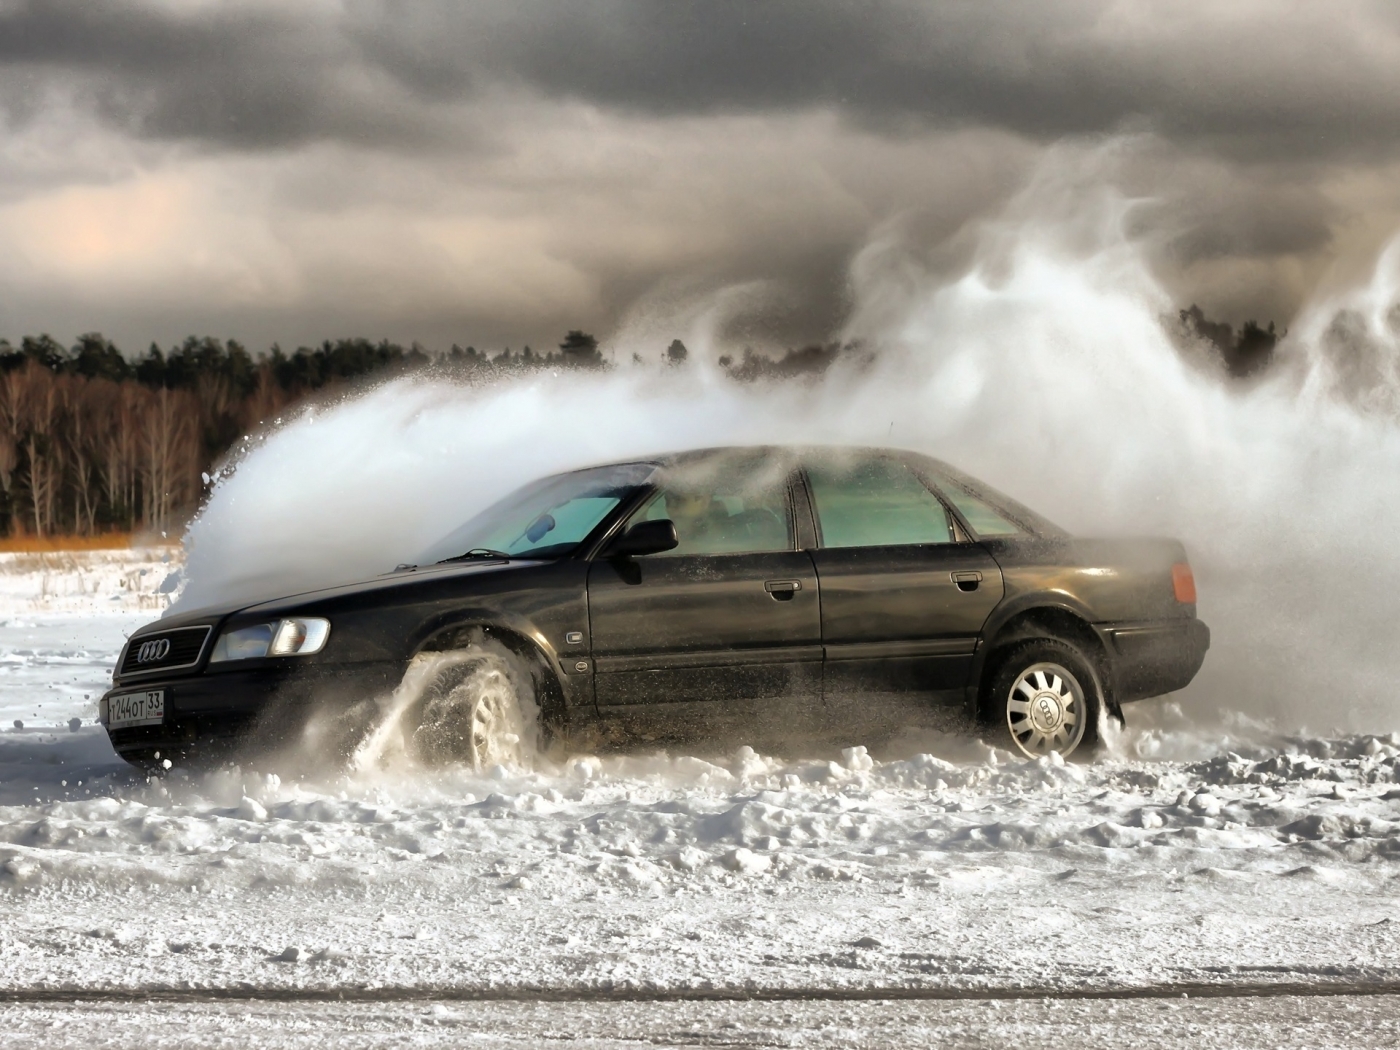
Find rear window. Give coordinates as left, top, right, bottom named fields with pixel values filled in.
left=911, top=455, right=1064, bottom=537
left=940, top=487, right=1024, bottom=537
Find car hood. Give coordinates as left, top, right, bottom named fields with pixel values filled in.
left=146, top=559, right=538, bottom=633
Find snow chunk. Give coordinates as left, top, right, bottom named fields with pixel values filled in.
left=722, top=847, right=771, bottom=875
left=237, top=797, right=268, bottom=822
left=842, top=746, right=874, bottom=772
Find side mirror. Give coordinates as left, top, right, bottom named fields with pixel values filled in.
left=607, top=519, right=679, bottom=558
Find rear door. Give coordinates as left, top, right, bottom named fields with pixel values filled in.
left=587, top=455, right=821, bottom=722
left=803, top=454, right=1004, bottom=714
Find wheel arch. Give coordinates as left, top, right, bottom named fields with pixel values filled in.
left=414, top=616, right=569, bottom=726
left=973, top=602, right=1120, bottom=721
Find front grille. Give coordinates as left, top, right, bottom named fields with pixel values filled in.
left=119, top=626, right=212, bottom=677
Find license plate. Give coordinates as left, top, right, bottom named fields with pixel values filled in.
left=104, top=689, right=165, bottom=729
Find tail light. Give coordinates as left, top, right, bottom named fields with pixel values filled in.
left=1172, top=562, right=1197, bottom=604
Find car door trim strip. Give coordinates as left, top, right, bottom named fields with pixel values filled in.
left=595, top=644, right=824, bottom=673
left=823, top=638, right=977, bottom=661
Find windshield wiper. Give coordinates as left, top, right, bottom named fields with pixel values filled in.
left=436, top=548, right=513, bottom=564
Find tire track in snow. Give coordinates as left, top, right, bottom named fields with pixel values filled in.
left=5, top=979, right=1400, bottom=1003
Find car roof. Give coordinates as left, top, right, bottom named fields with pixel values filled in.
left=599, top=444, right=957, bottom=472
left=573, top=445, right=1062, bottom=537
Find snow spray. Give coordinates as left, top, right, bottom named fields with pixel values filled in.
left=173, top=149, right=1400, bottom=742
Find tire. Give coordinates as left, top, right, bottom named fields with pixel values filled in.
left=408, top=642, right=540, bottom=769
left=984, top=637, right=1102, bottom=759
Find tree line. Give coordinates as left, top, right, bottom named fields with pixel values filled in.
left=0, top=329, right=652, bottom=538
left=0, top=310, right=1273, bottom=539
left=1177, top=305, right=1279, bottom=377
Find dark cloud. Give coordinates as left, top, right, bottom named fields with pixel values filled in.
left=0, top=0, right=437, bottom=148
left=0, top=1, right=1396, bottom=349
left=2, top=1, right=1399, bottom=159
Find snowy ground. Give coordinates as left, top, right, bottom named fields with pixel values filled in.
left=3, top=994, right=1400, bottom=1048
left=3, top=554, right=1400, bottom=1045
left=0, top=549, right=178, bottom=730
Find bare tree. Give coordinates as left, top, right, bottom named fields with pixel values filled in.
left=0, top=370, right=21, bottom=532
left=18, top=363, right=61, bottom=536
left=241, top=363, right=292, bottom=435
left=140, top=386, right=198, bottom=533
left=102, top=382, right=145, bottom=530
left=63, top=375, right=113, bottom=535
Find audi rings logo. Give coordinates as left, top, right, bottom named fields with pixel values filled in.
left=135, top=638, right=171, bottom=664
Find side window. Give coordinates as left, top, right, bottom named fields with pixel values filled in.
left=632, top=463, right=793, bottom=556
left=940, top=486, right=1024, bottom=537
left=807, top=458, right=954, bottom=548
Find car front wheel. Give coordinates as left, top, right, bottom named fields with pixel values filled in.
left=986, top=638, right=1102, bottom=759
left=410, top=643, right=540, bottom=769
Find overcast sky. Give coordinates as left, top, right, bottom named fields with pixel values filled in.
left=1, top=0, right=1398, bottom=356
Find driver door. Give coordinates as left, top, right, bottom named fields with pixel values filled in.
left=587, top=456, right=821, bottom=728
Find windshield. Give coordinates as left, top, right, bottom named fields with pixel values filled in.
left=416, top=462, right=656, bottom=564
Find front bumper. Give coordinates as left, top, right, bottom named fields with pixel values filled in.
left=1095, top=616, right=1210, bottom=703
left=100, top=661, right=400, bottom=767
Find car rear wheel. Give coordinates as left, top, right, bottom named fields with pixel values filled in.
left=985, top=638, right=1101, bottom=759
left=410, top=643, right=539, bottom=769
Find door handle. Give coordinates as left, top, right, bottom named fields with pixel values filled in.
left=764, top=579, right=803, bottom=601
left=951, top=571, right=983, bottom=592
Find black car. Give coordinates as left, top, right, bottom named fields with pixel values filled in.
left=101, top=446, right=1209, bottom=768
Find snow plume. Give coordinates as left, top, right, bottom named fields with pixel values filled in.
left=176, top=146, right=1400, bottom=739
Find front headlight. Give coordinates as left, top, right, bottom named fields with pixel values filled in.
left=209, top=618, right=330, bottom=663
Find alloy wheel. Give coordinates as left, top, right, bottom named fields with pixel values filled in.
left=1005, top=661, right=1087, bottom=758
left=464, top=668, right=525, bottom=768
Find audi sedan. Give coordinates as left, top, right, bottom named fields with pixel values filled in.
left=101, top=446, right=1209, bottom=767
